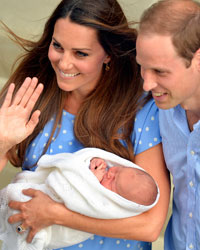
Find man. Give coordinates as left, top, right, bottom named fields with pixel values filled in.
left=136, top=0, right=200, bottom=249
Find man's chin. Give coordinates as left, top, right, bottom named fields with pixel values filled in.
left=154, top=102, right=176, bottom=110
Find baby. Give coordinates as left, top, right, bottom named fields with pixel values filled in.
left=90, top=157, right=157, bottom=206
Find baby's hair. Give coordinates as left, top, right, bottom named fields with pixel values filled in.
left=119, top=167, right=157, bottom=206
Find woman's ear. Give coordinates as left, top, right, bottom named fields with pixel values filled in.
left=104, top=55, right=111, bottom=64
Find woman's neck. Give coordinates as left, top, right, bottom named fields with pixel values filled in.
left=64, top=92, right=84, bottom=115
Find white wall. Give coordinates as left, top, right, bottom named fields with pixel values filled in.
left=119, top=0, right=156, bottom=20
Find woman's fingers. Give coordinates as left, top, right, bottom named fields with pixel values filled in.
left=8, top=189, right=63, bottom=243
left=11, top=77, right=43, bottom=110
left=0, top=78, right=43, bottom=144
left=25, top=83, right=44, bottom=113
left=8, top=211, right=23, bottom=224
left=12, top=77, right=33, bottom=106
left=2, top=77, right=43, bottom=111
left=18, top=77, right=38, bottom=107
left=21, top=188, right=39, bottom=198
left=1, top=83, right=15, bottom=108
left=26, top=110, right=41, bottom=134
left=27, top=229, right=38, bottom=243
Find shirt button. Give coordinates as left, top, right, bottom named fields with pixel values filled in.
left=190, top=150, right=195, bottom=155
left=189, top=212, right=193, bottom=218
left=189, top=243, right=194, bottom=249
left=189, top=181, right=194, bottom=187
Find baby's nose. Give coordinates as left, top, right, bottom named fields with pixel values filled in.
left=107, top=168, right=115, bottom=178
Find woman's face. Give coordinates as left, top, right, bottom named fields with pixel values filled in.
left=48, top=17, right=110, bottom=99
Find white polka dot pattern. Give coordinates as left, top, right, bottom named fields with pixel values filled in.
left=54, top=235, right=151, bottom=250
left=133, top=99, right=161, bottom=155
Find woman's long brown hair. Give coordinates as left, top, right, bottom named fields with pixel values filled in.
left=0, top=0, right=149, bottom=168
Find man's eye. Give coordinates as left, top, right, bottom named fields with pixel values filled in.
left=154, top=69, right=166, bottom=75
left=76, top=51, right=88, bottom=57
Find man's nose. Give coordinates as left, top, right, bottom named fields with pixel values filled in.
left=141, top=68, right=158, bottom=91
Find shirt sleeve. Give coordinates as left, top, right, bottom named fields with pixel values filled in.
left=133, top=98, right=161, bottom=155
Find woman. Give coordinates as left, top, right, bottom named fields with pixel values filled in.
left=0, top=0, right=170, bottom=249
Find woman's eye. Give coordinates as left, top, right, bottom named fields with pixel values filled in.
left=52, top=41, right=62, bottom=49
left=76, top=51, right=88, bottom=57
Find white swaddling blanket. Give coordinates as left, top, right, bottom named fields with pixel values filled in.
left=0, top=148, right=160, bottom=250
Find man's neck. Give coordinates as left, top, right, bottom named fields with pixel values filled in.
left=186, top=110, right=200, bottom=131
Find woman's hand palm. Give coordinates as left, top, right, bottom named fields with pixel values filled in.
left=0, top=77, right=43, bottom=152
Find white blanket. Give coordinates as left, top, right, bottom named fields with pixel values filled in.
left=0, top=148, right=159, bottom=250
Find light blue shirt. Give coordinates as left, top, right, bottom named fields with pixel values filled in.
left=23, top=99, right=161, bottom=250
left=159, top=105, right=200, bottom=250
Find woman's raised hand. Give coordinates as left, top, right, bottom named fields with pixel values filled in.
left=0, top=77, right=43, bottom=155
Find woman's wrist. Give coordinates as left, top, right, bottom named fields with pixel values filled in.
left=0, top=138, right=13, bottom=157
left=52, top=202, right=73, bottom=226
left=0, top=154, right=8, bottom=172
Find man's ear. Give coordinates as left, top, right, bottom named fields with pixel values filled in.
left=193, top=48, right=200, bottom=71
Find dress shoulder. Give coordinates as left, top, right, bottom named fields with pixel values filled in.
left=133, top=99, right=161, bottom=155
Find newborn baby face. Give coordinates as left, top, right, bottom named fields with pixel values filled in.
left=101, top=166, right=133, bottom=196
left=101, top=165, right=157, bottom=205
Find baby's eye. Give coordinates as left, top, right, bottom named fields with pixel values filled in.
left=76, top=51, right=89, bottom=57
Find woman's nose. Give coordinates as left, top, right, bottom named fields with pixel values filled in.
left=59, top=52, right=73, bottom=71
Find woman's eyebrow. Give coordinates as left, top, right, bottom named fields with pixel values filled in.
left=52, top=37, right=92, bottom=51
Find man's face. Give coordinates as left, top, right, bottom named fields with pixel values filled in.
left=136, top=34, right=200, bottom=110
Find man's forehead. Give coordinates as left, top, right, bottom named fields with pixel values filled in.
left=136, top=34, right=180, bottom=65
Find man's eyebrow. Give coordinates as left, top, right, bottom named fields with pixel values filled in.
left=135, top=58, right=171, bottom=73
left=153, top=67, right=171, bottom=73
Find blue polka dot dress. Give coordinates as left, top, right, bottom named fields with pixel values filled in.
left=23, top=99, right=161, bottom=250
